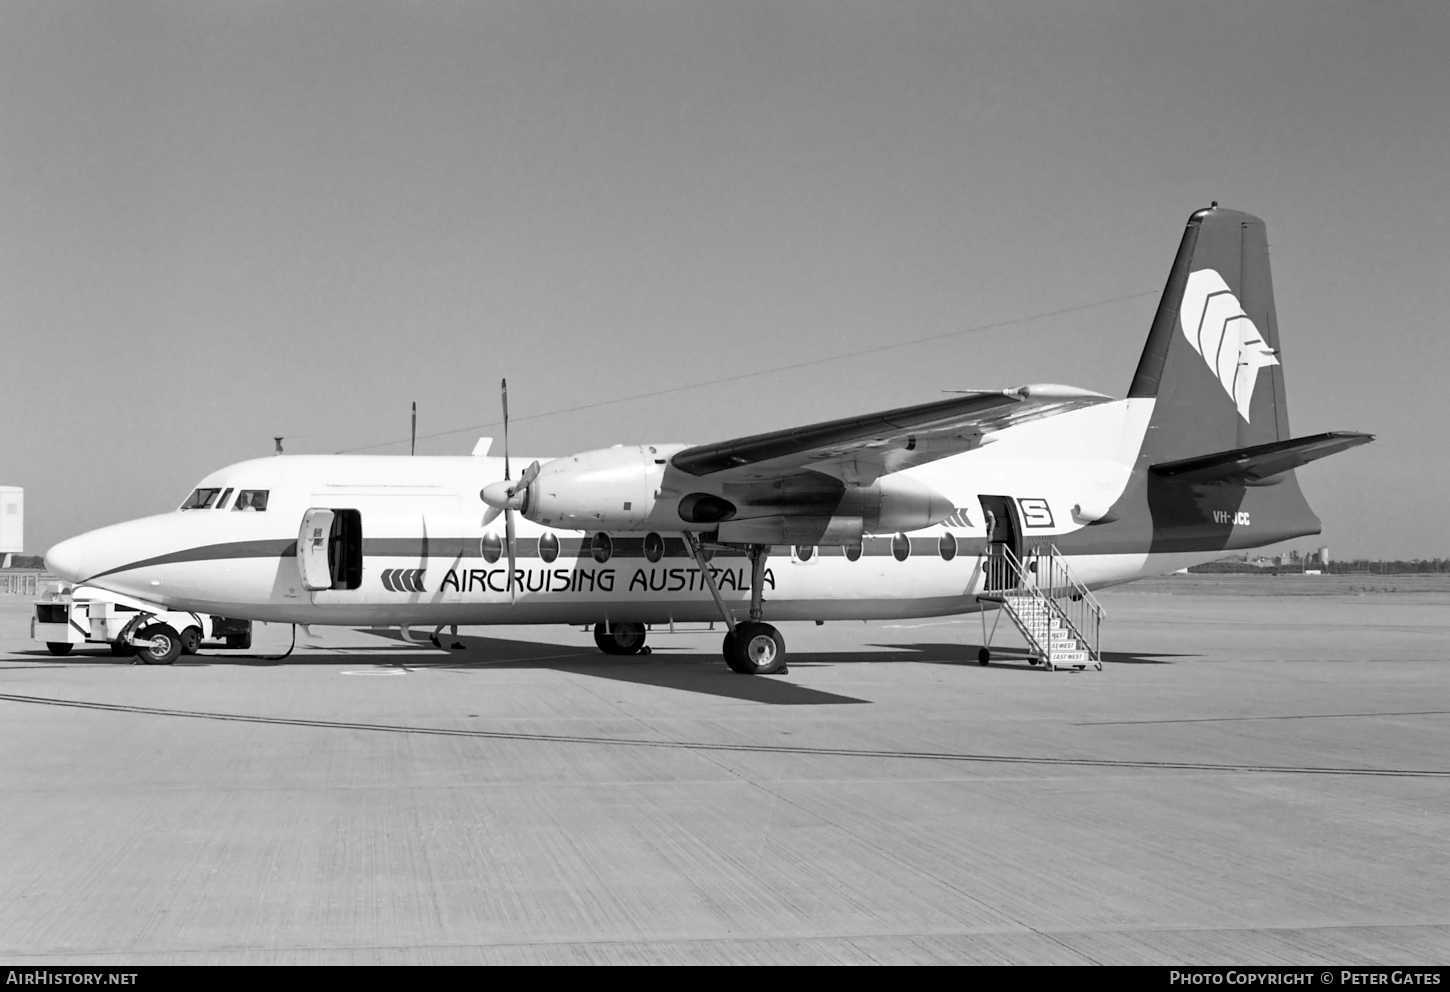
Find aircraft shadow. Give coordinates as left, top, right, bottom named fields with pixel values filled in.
left=3, top=635, right=1187, bottom=700
left=833, top=642, right=1187, bottom=668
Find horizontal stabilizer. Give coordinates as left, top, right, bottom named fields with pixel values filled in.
left=1149, top=431, right=1373, bottom=485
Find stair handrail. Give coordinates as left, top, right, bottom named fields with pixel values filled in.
left=1030, top=544, right=1103, bottom=662
left=1047, top=543, right=1105, bottom=618
left=994, top=546, right=1053, bottom=658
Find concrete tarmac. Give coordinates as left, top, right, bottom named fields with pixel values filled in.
left=1, top=574, right=1447, bottom=964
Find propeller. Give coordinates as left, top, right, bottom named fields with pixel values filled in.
left=480, top=379, right=540, bottom=604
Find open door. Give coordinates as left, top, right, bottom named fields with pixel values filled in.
left=298, top=509, right=335, bottom=591
left=977, top=495, right=1022, bottom=592
left=297, top=508, right=363, bottom=592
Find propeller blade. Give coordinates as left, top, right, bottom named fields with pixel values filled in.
left=501, top=378, right=511, bottom=482
left=520, top=459, right=541, bottom=487
left=505, top=508, right=517, bottom=606
left=481, top=505, right=502, bottom=527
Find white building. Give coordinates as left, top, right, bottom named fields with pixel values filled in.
left=0, top=487, right=23, bottom=567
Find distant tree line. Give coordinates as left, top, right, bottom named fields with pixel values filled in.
left=1190, top=559, right=1450, bottom=575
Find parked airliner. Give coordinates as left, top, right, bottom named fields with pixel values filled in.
left=45, top=205, right=1370, bottom=673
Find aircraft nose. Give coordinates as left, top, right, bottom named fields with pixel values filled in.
left=45, top=535, right=88, bottom=583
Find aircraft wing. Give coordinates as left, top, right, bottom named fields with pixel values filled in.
left=671, top=384, right=1111, bottom=485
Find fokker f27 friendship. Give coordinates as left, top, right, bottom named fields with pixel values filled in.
left=45, top=206, right=1371, bottom=673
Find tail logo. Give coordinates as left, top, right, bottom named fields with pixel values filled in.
left=1180, top=269, right=1279, bottom=422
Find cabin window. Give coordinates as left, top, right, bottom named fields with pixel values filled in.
left=643, top=532, right=664, bottom=563
left=538, top=532, right=559, bottom=563
left=480, top=533, right=502, bottom=564
left=795, top=545, right=814, bottom=562
left=939, top=532, right=957, bottom=561
left=214, top=488, right=234, bottom=510
left=844, top=541, right=862, bottom=562
left=591, top=532, right=613, bottom=564
left=892, top=533, right=911, bottom=562
left=233, top=490, right=269, bottom=512
left=180, top=488, right=223, bottom=510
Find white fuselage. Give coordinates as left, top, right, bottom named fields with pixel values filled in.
left=45, top=398, right=1214, bottom=627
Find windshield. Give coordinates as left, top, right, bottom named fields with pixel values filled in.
left=233, top=490, right=269, bottom=512
left=180, top=488, right=223, bottom=510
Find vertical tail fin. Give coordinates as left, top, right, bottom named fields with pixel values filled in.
left=1129, top=205, right=1291, bottom=462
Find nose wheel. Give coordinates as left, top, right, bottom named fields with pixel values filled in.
left=594, top=621, right=650, bottom=656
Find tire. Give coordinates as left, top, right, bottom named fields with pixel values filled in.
left=179, top=626, right=202, bottom=655
left=135, top=624, right=182, bottom=665
left=724, top=621, right=786, bottom=675
left=977, top=647, right=991, bottom=666
left=593, top=621, right=646, bottom=656
left=110, top=640, right=135, bottom=657
left=46, top=642, right=73, bottom=656
left=722, top=630, right=749, bottom=672
left=225, top=633, right=252, bottom=650
left=1027, top=656, right=1040, bottom=666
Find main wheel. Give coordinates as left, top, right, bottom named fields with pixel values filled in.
left=724, top=621, right=786, bottom=675
left=179, top=626, right=202, bottom=655
left=135, top=624, right=182, bottom=665
left=593, top=621, right=646, bottom=656
left=46, top=642, right=73, bottom=656
left=977, top=647, right=991, bottom=666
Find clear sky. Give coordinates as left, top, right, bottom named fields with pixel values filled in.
left=2, top=1, right=1446, bottom=559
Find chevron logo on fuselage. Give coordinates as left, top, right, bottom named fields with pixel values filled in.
left=1179, top=268, right=1280, bottom=422
left=381, top=568, right=426, bottom=593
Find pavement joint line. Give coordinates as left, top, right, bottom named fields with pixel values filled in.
left=1, top=691, right=1446, bottom=778
left=1076, top=709, right=1450, bottom=726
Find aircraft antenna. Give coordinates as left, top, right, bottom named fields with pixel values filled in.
left=411, top=402, right=417, bottom=456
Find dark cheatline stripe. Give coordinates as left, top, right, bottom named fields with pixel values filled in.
left=0, top=692, right=1443, bottom=778
left=83, top=530, right=1003, bottom=583
left=83, top=539, right=298, bottom=583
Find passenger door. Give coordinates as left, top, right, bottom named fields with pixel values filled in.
left=297, top=509, right=336, bottom=592
left=310, top=494, right=463, bottom=606
left=976, top=495, right=1023, bottom=592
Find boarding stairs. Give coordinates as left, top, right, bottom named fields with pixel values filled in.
left=977, top=545, right=1104, bottom=671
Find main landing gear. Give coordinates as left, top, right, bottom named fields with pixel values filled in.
left=594, top=621, right=651, bottom=656
left=684, top=534, right=787, bottom=676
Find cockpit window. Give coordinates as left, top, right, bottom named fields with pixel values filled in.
left=180, top=488, right=223, bottom=510
left=233, top=490, right=270, bottom=512
left=215, top=488, right=234, bottom=509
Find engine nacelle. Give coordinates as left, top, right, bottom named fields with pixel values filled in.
left=525, top=445, right=670, bottom=531
left=867, top=475, right=954, bottom=534
left=715, top=476, right=953, bottom=545
left=521, top=443, right=952, bottom=541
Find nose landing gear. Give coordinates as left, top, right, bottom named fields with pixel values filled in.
left=593, top=621, right=651, bottom=656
